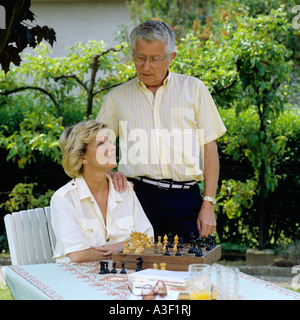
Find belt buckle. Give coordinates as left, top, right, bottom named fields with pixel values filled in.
left=158, top=179, right=173, bottom=190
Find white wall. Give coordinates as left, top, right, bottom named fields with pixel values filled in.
left=29, top=0, right=131, bottom=57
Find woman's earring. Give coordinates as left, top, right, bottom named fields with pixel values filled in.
left=83, top=160, right=88, bottom=166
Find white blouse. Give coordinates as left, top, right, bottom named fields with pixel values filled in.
left=50, top=175, right=154, bottom=262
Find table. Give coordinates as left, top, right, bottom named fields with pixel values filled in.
left=2, top=262, right=300, bottom=300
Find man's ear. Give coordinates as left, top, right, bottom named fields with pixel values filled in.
left=169, top=52, right=177, bottom=64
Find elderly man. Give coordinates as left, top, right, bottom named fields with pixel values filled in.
left=96, top=20, right=226, bottom=242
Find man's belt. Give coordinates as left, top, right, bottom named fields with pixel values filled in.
left=134, top=176, right=198, bottom=190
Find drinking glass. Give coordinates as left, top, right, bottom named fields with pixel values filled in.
left=217, top=266, right=239, bottom=300
left=188, top=264, right=211, bottom=300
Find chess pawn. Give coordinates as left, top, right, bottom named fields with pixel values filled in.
left=157, top=236, right=162, bottom=247
left=122, top=239, right=130, bottom=254
left=120, top=261, right=127, bottom=274
left=111, top=261, right=117, bottom=274
left=145, top=238, right=151, bottom=249
left=160, top=263, right=166, bottom=270
left=150, top=236, right=155, bottom=247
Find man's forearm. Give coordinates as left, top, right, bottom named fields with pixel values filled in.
left=203, top=141, right=219, bottom=197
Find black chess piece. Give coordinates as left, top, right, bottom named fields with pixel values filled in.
left=136, top=257, right=143, bottom=272
left=120, top=261, right=127, bottom=274
left=167, top=232, right=174, bottom=248
left=188, top=240, right=197, bottom=253
left=199, top=237, right=205, bottom=247
left=177, top=237, right=184, bottom=249
left=111, top=261, right=117, bottom=274
left=212, top=235, right=216, bottom=248
left=206, top=235, right=213, bottom=251
left=99, top=260, right=106, bottom=274
left=175, top=246, right=182, bottom=256
left=105, top=261, right=110, bottom=273
left=195, top=242, right=204, bottom=257
left=164, top=246, right=171, bottom=256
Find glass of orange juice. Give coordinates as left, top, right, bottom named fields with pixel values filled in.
left=188, top=264, right=211, bottom=300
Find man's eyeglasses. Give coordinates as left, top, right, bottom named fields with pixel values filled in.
left=133, top=53, right=169, bottom=66
left=128, top=280, right=167, bottom=300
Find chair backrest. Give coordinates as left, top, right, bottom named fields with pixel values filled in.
left=4, top=207, right=57, bottom=265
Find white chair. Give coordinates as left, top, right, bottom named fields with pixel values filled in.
left=4, top=206, right=56, bottom=265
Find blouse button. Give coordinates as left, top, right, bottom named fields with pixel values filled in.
left=106, top=238, right=110, bottom=242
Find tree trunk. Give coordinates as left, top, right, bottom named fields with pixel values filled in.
left=258, top=161, right=265, bottom=250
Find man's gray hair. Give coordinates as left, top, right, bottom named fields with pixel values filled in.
left=129, top=20, right=176, bottom=54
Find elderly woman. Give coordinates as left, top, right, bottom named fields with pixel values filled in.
left=50, top=120, right=154, bottom=263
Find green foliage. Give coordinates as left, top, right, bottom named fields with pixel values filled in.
left=217, top=179, right=257, bottom=219
left=0, top=183, right=54, bottom=213
left=0, top=0, right=299, bottom=251
left=0, top=107, right=63, bottom=168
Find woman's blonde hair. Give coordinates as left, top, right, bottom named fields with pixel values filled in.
left=60, top=120, right=107, bottom=178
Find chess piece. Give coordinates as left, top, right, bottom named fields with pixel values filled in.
left=150, top=236, right=155, bottom=247
left=173, top=234, right=178, bottom=252
left=162, top=234, right=168, bottom=251
left=136, top=257, right=143, bottom=272
left=175, top=246, right=182, bottom=256
left=153, top=263, right=158, bottom=270
left=99, top=260, right=106, bottom=274
left=164, top=246, right=170, bottom=256
left=160, top=263, right=166, bottom=270
left=120, top=261, right=127, bottom=274
left=199, top=237, right=205, bottom=248
left=123, top=239, right=130, bottom=254
left=206, top=235, right=213, bottom=251
left=111, top=261, right=117, bottom=274
left=177, top=237, right=184, bottom=249
left=212, top=235, right=216, bottom=248
left=195, top=241, right=204, bottom=257
left=105, top=261, right=110, bottom=273
left=145, top=238, right=151, bottom=248
left=188, top=240, right=197, bottom=253
left=167, top=232, right=174, bottom=248
left=157, top=236, right=162, bottom=247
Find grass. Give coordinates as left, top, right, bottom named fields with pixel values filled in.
left=0, top=285, right=13, bottom=300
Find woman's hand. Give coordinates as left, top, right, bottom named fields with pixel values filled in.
left=91, top=241, right=125, bottom=256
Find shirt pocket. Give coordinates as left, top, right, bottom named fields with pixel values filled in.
left=115, top=216, right=135, bottom=232
left=79, top=219, right=101, bottom=243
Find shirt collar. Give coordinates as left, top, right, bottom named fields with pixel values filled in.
left=75, top=174, right=123, bottom=203
left=137, top=70, right=172, bottom=89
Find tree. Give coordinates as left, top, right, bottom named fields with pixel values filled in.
left=0, top=0, right=56, bottom=73
left=230, top=8, right=293, bottom=248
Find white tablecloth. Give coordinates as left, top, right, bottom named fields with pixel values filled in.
left=2, top=262, right=299, bottom=300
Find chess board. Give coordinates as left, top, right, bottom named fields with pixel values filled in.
left=112, top=243, right=221, bottom=271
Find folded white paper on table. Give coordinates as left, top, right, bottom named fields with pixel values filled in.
left=128, top=268, right=189, bottom=287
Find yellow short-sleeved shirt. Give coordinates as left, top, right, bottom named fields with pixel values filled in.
left=96, top=72, right=226, bottom=181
